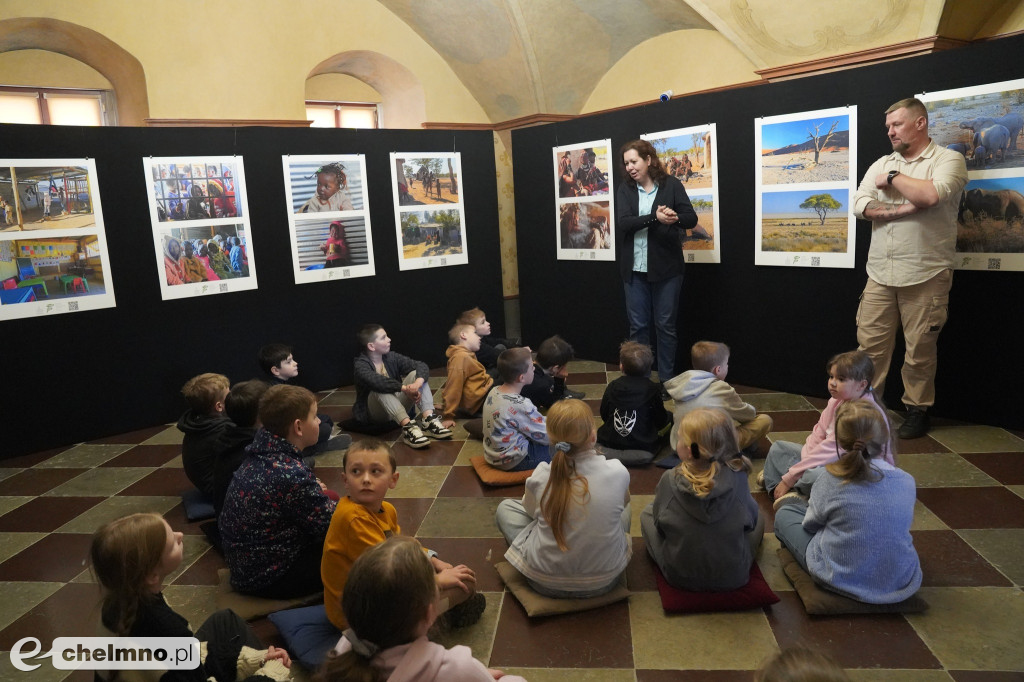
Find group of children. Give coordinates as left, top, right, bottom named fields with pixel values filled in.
left=88, top=313, right=922, bottom=681
left=164, top=233, right=248, bottom=285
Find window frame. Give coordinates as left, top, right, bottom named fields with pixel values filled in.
left=305, top=100, right=381, bottom=129
left=0, top=84, right=114, bottom=126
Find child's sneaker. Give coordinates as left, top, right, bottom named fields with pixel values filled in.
left=440, top=591, right=486, bottom=629
left=402, top=421, right=430, bottom=449
left=772, top=491, right=809, bottom=511
left=755, top=469, right=766, bottom=490
left=419, top=414, right=453, bottom=440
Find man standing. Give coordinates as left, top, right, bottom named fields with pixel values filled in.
left=852, top=98, right=968, bottom=439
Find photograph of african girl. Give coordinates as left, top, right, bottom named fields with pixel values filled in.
left=642, top=124, right=720, bottom=264
left=282, top=155, right=376, bottom=283
left=391, top=152, right=468, bottom=271
left=755, top=106, right=858, bottom=268
left=553, top=139, right=615, bottom=262
left=143, top=157, right=257, bottom=300
left=917, top=78, right=1024, bottom=271
left=0, top=158, right=116, bottom=321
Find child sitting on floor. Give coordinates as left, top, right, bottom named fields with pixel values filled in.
left=495, top=399, right=632, bottom=598
left=521, top=335, right=585, bottom=408
left=219, top=384, right=337, bottom=598
left=597, top=341, right=670, bottom=464
left=352, top=324, right=452, bottom=449
left=773, top=399, right=921, bottom=604
left=321, top=439, right=484, bottom=632
left=178, top=372, right=232, bottom=499
left=322, top=537, right=525, bottom=682
left=664, top=340, right=773, bottom=454
left=761, top=350, right=893, bottom=510
left=212, top=379, right=268, bottom=515
left=482, top=348, right=550, bottom=471
left=91, top=513, right=291, bottom=682
left=258, top=342, right=349, bottom=454
left=440, top=322, right=494, bottom=428
left=457, top=306, right=521, bottom=372
left=640, top=408, right=763, bottom=592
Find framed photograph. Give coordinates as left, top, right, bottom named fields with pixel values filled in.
left=755, top=106, right=857, bottom=268
left=283, top=155, right=376, bottom=283
left=0, top=158, right=115, bottom=320
left=554, top=139, right=615, bottom=261
left=142, top=156, right=258, bottom=299
left=918, top=79, right=1024, bottom=271
left=642, top=124, right=720, bottom=263
left=391, top=153, right=467, bottom=270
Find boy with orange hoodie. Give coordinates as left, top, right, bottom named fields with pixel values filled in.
left=440, top=322, right=494, bottom=428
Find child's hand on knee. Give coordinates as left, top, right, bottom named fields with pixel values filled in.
left=264, top=646, right=291, bottom=668
left=436, top=564, right=476, bottom=593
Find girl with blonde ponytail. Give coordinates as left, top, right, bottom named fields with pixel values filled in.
left=495, top=399, right=632, bottom=598
left=640, top=408, right=764, bottom=591
left=774, top=400, right=922, bottom=604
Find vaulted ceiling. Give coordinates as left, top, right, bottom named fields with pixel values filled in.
left=376, top=0, right=1021, bottom=120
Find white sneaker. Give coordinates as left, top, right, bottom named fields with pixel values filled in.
left=419, top=414, right=453, bottom=440
left=402, top=421, right=429, bottom=449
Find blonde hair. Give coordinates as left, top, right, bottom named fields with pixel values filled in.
left=457, top=307, right=485, bottom=326
left=180, top=373, right=229, bottom=413
left=676, top=408, right=745, bottom=497
left=885, top=97, right=928, bottom=123
left=448, top=322, right=475, bottom=344
left=90, top=513, right=168, bottom=636
left=540, top=399, right=594, bottom=551
left=826, top=399, right=889, bottom=483
left=691, top=341, right=729, bottom=373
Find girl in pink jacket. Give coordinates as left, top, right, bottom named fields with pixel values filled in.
left=761, top=350, right=894, bottom=509
left=322, top=536, right=526, bottom=682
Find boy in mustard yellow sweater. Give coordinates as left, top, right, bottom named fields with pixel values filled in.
left=440, top=322, right=494, bottom=428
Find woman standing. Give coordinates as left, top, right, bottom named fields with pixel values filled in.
left=616, top=139, right=698, bottom=395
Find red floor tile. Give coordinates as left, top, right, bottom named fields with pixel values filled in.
left=569, top=372, right=606, bottom=384
left=628, top=466, right=665, bottom=495
left=916, top=487, right=1024, bottom=529
left=766, top=592, right=940, bottom=669
left=415, top=537, right=510, bottom=592
left=0, top=533, right=94, bottom=582
left=914, top=530, right=1013, bottom=587
left=960, top=452, right=1024, bottom=485
left=0, top=446, right=72, bottom=468
left=392, top=498, right=434, bottom=536
left=117, top=468, right=193, bottom=496
left=763, top=410, right=823, bottom=432
left=0, top=496, right=103, bottom=532
left=101, top=444, right=182, bottom=468
left=392, top=439, right=461, bottom=466
left=0, top=468, right=87, bottom=496
left=437, top=465, right=525, bottom=498
left=488, top=597, right=633, bottom=668
left=163, top=502, right=207, bottom=535
left=624, top=537, right=659, bottom=592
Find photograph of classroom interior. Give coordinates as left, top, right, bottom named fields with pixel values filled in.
left=2, top=2, right=1024, bottom=680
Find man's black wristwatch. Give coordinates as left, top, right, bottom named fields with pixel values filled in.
left=887, top=170, right=900, bottom=185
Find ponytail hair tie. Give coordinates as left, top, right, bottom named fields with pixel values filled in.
left=554, top=441, right=572, bottom=453
left=342, top=629, right=379, bottom=658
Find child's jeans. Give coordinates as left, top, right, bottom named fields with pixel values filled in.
left=508, top=439, right=552, bottom=472
left=774, top=502, right=814, bottom=571
left=762, top=440, right=823, bottom=496
left=367, top=371, right=435, bottom=423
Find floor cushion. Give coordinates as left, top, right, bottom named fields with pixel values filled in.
left=652, top=561, right=779, bottom=613
left=470, top=456, right=532, bottom=486
left=215, top=569, right=323, bottom=620
left=181, top=488, right=215, bottom=522
left=776, top=548, right=929, bottom=615
left=495, top=561, right=630, bottom=617
left=267, top=604, right=341, bottom=670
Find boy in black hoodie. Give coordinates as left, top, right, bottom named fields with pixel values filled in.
left=212, top=379, right=269, bottom=514
left=178, top=372, right=232, bottom=498
left=596, top=341, right=670, bottom=465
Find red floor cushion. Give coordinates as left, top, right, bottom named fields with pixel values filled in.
left=653, top=561, right=780, bottom=613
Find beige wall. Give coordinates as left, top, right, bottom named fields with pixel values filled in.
left=0, top=0, right=487, bottom=124
left=305, top=74, right=382, bottom=103
left=582, top=30, right=759, bottom=114
left=0, top=49, right=111, bottom=89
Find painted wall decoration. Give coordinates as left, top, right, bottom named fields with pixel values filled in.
left=554, top=139, right=615, bottom=261
left=143, top=157, right=257, bottom=299
left=0, top=158, right=116, bottom=320
left=282, top=155, right=375, bottom=283
left=642, top=124, right=720, bottom=264
left=754, top=106, right=858, bottom=268
left=391, top=153, right=467, bottom=271
left=917, top=79, right=1024, bottom=271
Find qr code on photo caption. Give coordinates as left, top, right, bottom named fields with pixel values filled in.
left=988, top=258, right=1001, bottom=270
left=68, top=301, right=79, bottom=311
left=811, top=257, right=820, bottom=267
left=219, top=283, right=229, bottom=293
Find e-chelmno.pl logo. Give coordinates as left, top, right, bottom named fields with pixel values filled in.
left=10, top=637, right=199, bottom=672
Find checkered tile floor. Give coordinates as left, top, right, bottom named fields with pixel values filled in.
left=2, top=360, right=1023, bottom=680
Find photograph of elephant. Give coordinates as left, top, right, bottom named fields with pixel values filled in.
left=919, top=79, right=1024, bottom=171
left=957, top=177, right=1024, bottom=257
left=758, top=108, right=855, bottom=185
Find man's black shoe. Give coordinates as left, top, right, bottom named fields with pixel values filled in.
left=898, top=408, right=930, bottom=439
